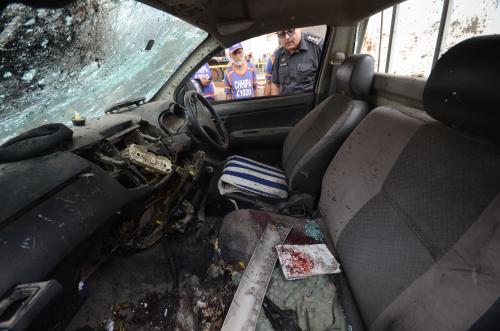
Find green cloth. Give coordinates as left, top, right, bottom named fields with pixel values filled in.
left=255, top=267, right=346, bottom=331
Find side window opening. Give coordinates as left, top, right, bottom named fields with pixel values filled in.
left=198, top=25, right=327, bottom=103
left=356, top=0, right=500, bottom=78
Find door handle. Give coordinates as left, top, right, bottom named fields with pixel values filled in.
left=0, top=280, right=62, bottom=331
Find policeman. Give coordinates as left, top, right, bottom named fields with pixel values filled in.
left=271, top=28, right=323, bottom=95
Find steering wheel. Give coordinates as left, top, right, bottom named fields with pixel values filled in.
left=183, top=90, right=229, bottom=151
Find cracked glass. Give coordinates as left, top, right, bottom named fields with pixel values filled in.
left=0, top=0, right=207, bottom=143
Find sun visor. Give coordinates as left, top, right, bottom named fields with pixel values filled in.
left=217, top=20, right=256, bottom=36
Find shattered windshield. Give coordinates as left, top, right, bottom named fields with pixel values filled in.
left=0, top=0, right=207, bottom=143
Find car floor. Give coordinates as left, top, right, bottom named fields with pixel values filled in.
left=66, top=241, right=175, bottom=330
left=65, top=214, right=235, bottom=331
left=64, top=193, right=347, bottom=331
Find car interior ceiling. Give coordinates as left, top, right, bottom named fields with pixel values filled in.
left=1, top=1, right=500, bottom=331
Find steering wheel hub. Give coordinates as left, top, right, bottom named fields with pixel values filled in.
left=184, top=91, right=229, bottom=151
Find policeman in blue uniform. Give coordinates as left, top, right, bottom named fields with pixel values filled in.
left=271, top=28, right=323, bottom=95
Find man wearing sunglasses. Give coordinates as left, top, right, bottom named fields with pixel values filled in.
left=271, top=28, right=323, bottom=96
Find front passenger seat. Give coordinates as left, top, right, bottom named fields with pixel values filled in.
left=218, top=54, right=375, bottom=199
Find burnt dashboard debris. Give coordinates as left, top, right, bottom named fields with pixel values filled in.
left=81, top=120, right=180, bottom=188
left=0, top=102, right=214, bottom=330
left=72, top=112, right=208, bottom=251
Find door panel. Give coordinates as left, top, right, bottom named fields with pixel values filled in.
left=214, top=93, right=315, bottom=149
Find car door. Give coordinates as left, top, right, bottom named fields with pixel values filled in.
left=205, top=26, right=329, bottom=154
left=214, top=93, right=316, bottom=149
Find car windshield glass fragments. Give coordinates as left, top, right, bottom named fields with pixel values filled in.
left=0, top=0, right=207, bottom=143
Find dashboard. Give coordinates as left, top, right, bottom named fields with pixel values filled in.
left=0, top=100, right=209, bottom=330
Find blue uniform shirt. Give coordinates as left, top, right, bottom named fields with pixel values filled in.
left=265, top=56, right=274, bottom=82
left=271, top=32, right=323, bottom=95
left=224, top=63, right=257, bottom=99
left=192, top=63, right=215, bottom=100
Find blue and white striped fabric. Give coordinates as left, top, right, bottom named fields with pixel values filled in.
left=218, top=155, right=289, bottom=199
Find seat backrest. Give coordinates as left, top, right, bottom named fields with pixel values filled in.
left=281, top=54, right=374, bottom=196
left=319, top=36, right=500, bottom=331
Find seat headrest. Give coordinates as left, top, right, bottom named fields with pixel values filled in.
left=424, top=35, right=500, bottom=143
left=335, top=54, right=374, bottom=99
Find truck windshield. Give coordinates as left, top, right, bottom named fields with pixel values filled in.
left=0, top=0, right=207, bottom=143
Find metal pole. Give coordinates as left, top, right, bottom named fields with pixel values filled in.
left=377, top=11, right=384, bottom=72
left=355, top=19, right=369, bottom=54
left=433, top=0, right=453, bottom=67
left=385, top=5, right=398, bottom=73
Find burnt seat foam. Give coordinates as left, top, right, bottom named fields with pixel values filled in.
left=220, top=35, right=500, bottom=330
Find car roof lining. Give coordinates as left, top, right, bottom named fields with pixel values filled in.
left=138, top=0, right=403, bottom=45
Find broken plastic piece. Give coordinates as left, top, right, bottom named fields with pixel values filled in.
left=221, top=223, right=292, bottom=331
left=276, top=244, right=341, bottom=280
left=304, top=219, right=325, bottom=242
left=122, top=144, right=172, bottom=174
left=105, top=320, right=114, bottom=331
